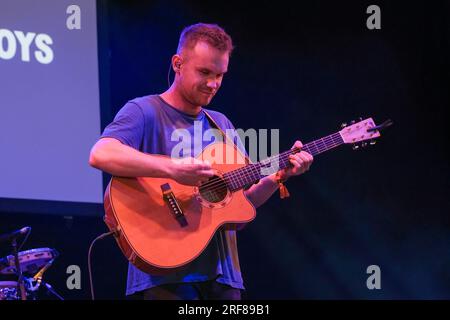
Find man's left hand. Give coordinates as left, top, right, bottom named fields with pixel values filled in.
left=278, top=140, right=313, bottom=181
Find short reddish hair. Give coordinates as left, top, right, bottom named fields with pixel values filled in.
left=177, top=23, right=234, bottom=56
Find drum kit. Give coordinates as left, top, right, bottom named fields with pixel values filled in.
left=0, top=227, right=63, bottom=300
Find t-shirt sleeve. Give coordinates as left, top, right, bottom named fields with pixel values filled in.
left=100, top=102, right=144, bottom=150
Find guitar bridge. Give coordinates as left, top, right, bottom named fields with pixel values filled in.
left=161, top=183, right=188, bottom=227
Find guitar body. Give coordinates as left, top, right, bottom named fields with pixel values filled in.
left=104, top=142, right=256, bottom=274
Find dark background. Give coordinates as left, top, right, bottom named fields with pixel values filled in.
left=1, top=0, right=449, bottom=299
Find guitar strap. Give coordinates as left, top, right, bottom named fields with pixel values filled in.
left=203, top=109, right=286, bottom=197
left=202, top=109, right=250, bottom=165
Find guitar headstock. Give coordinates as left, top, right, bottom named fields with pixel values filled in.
left=339, top=117, right=381, bottom=150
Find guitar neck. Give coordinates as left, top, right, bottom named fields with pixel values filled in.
left=224, top=132, right=344, bottom=191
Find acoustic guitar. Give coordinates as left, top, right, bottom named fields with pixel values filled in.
left=103, top=118, right=391, bottom=274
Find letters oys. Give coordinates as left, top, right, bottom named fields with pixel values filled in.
left=0, top=28, right=53, bottom=64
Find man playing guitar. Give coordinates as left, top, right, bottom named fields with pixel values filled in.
left=89, top=23, right=313, bottom=300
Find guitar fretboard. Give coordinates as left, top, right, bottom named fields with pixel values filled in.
left=223, top=132, right=344, bottom=191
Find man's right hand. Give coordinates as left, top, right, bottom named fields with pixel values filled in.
left=168, top=157, right=216, bottom=187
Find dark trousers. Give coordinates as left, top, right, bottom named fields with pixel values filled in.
left=134, top=280, right=242, bottom=300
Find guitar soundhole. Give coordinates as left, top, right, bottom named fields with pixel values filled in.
left=198, top=175, right=229, bottom=203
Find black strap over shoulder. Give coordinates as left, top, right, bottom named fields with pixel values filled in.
left=202, top=109, right=250, bottom=165
left=203, top=109, right=259, bottom=188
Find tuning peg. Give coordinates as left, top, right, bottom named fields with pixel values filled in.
left=350, top=120, right=356, bottom=125
left=359, top=117, right=363, bottom=121
left=361, top=142, right=368, bottom=148
left=369, top=140, right=377, bottom=145
left=352, top=144, right=359, bottom=150
left=340, top=122, right=347, bottom=128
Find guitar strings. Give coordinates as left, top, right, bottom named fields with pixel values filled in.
left=197, top=141, right=341, bottom=197
left=199, top=149, right=296, bottom=191
left=198, top=134, right=343, bottom=193
left=197, top=134, right=343, bottom=194
left=199, top=133, right=341, bottom=191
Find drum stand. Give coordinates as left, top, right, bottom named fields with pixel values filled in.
left=24, top=277, right=64, bottom=300
left=40, top=281, right=64, bottom=300
left=25, top=259, right=64, bottom=300
left=1, top=227, right=63, bottom=300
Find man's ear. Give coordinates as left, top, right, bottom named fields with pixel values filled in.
left=172, top=55, right=182, bottom=73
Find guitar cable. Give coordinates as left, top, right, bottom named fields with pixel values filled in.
left=87, top=231, right=114, bottom=300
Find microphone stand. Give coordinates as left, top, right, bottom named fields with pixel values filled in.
left=11, top=238, right=27, bottom=300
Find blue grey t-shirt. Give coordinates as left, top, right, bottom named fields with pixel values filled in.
left=100, top=94, right=246, bottom=295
